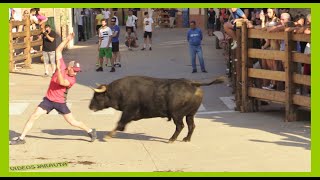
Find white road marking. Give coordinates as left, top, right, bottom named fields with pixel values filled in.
left=9, top=103, right=29, bottom=115
left=196, top=110, right=235, bottom=115
left=219, top=96, right=236, bottom=110
left=197, top=104, right=206, bottom=112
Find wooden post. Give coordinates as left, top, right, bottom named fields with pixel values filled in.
left=241, top=22, right=248, bottom=112
left=284, top=31, right=297, bottom=122
left=9, top=21, right=14, bottom=72
left=235, top=22, right=242, bottom=111
left=24, top=16, right=32, bottom=68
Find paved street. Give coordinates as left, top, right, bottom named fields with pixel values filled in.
left=9, top=27, right=310, bottom=172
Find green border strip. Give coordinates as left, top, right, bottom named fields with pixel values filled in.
left=1, top=3, right=318, bottom=177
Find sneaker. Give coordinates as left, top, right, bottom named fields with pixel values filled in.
left=10, top=137, right=26, bottom=145
left=149, top=47, right=152, bottom=51
left=141, top=48, right=146, bottom=51
left=231, top=41, right=238, bottom=50
left=96, top=67, right=103, bottom=72
left=118, top=63, right=122, bottom=68
left=192, top=69, right=197, bottom=73
left=88, top=129, right=97, bottom=142
left=262, top=84, right=276, bottom=91
left=202, top=70, right=208, bottom=73
left=110, top=67, right=115, bottom=72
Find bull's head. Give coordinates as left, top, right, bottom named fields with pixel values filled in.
left=89, top=83, right=110, bottom=112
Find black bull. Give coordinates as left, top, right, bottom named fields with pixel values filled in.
left=89, top=76, right=224, bottom=143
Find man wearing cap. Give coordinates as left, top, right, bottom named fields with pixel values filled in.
left=10, top=33, right=97, bottom=145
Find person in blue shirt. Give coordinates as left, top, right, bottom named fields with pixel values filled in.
left=223, top=8, right=248, bottom=50
left=110, top=17, right=121, bottom=70
left=187, top=20, right=207, bottom=73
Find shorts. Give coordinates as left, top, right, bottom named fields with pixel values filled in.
left=99, top=47, right=112, bottom=58
left=43, top=51, right=56, bottom=64
left=143, top=31, right=152, bottom=38
left=112, top=42, right=119, bottom=52
left=126, top=26, right=134, bottom=33
left=38, top=97, right=71, bottom=115
left=96, top=25, right=102, bottom=32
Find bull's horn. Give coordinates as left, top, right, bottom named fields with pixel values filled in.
left=93, top=85, right=107, bottom=93
left=95, top=83, right=101, bottom=87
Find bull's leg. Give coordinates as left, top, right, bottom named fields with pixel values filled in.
left=104, top=112, right=132, bottom=140
left=168, top=116, right=184, bottom=143
left=183, top=115, right=196, bottom=142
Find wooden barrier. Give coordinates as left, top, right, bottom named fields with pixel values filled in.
left=237, top=22, right=311, bottom=122
left=9, top=16, right=44, bottom=72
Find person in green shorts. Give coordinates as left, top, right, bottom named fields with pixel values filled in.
left=96, top=18, right=114, bottom=72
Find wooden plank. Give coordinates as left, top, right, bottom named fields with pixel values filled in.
left=293, top=95, right=311, bottom=107
left=30, top=39, right=43, bottom=47
left=31, top=29, right=42, bottom=36
left=13, top=42, right=27, bottom=49
left=293, top=73, right=311, bottom=86
left=12, top=31, right=27, bottom=38
left=248, top=29, right=284, bottom=40
left=13, top=54, right=27, bottom=61
left=248, top=48, right=285, bottom=61
left=248, top=68, right=285, bottom=81
left=9, top=22, right=14, bottom=72
left=284, top=31, right=297, bottom=122
left=248, top=87, right=285, bottom=103
left=292, top=33, right=311, bottom=43
left=11, top=20, right=27, bottom=27
left=24, top=16, right=32, bottom=67
left=31, top=51, right=43, bottom=58
left=292, top=52, right=311, bottom=64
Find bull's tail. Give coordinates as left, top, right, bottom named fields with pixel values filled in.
left=191, top=76, right=226, bottom=87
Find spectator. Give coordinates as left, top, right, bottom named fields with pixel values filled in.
left=207, top=8, right=216, bottom=36
left=187, top=20, right=207, bottom=73
left=141, top=11, right=154, bottom=51
left=102, top=8, right=111, bottom=24
left=42, top=25, right=57, bottom=77
left=95, top=9, right=104, bottom=37
left=223, top=8, right=248, bottom=50
left=126, top=9, right=138, bottom=40
left=11, top=8, right=23, bottom=32
left=34, top=8, right=48, bottom=30
left=29, top=8, right=40, bottom=54
left=110, top=17, right=121, bottom=69
left=78, top=11, right=85, bottom=42
left=96, top=19, right=113, bottom=72
left=113, top=11, right=119, bottom=26
left=168, top=8, right=178, bottom=28
left=125, top=28, right=139, bottom=50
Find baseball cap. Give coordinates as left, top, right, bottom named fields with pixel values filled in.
left=68, top=61, right=82, bottom=72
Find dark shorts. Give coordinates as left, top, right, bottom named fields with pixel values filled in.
left=143, top=31, right=152, bottom=38
left=126, top=26, right=134, bottom=33
left=112, top=42, right=120, bottom=52
left=207, top=22, right=215, bottom=29
left=38, top=97, right=71, bottom=115
left=96, top=25, right=102, bottom=32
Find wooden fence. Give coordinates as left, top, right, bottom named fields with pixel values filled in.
left=233, top=22, right=311, bottom=122
left=9, top=16, right=43, bottom=72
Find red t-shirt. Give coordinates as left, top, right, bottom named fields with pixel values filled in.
left=46, top=58, right=76, bottom=103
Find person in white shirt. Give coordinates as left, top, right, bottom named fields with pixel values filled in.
left=78, top=11, right=85, bottom=41
left=126, top=9, right=138, bottom=40
left=141, top=12, right=154, bottom=51
left=96, top=19, right=113, bottom=72
left=102, top=8, right=111, bottom=23
left=11, top=8, right=23, bottom=32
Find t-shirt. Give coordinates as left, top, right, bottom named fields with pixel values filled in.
left=187, top=28, right=203, bottom=46
left=111, top=25, right=120, bottom=43
left=144, top=17, right=153, bottom=32
left=96, top=14, right=104, bottom=25
left=103, top=10, right=111, bottom=19
left=113, top=16, right=119, bottom=26
left=78, top=15, right=84, bottom=26
left=12, top=8, right=22, bottom=21
left=232, top=8, right=245, bottom=23
left=168, top=9, right=178, bottom=17
left=46, top=58, right=76, bottom=103
left=208, top=10, right=216, bottom=24
left=126, top=15, right=138, bottom=27
left=99, top=26, right=113, bottom=48
left=43, top=30, right=56, bottom=52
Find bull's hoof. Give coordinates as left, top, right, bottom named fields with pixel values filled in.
left=182, top=137, right=191, bottom=142
left=103, top=135, right=113, bottom=141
